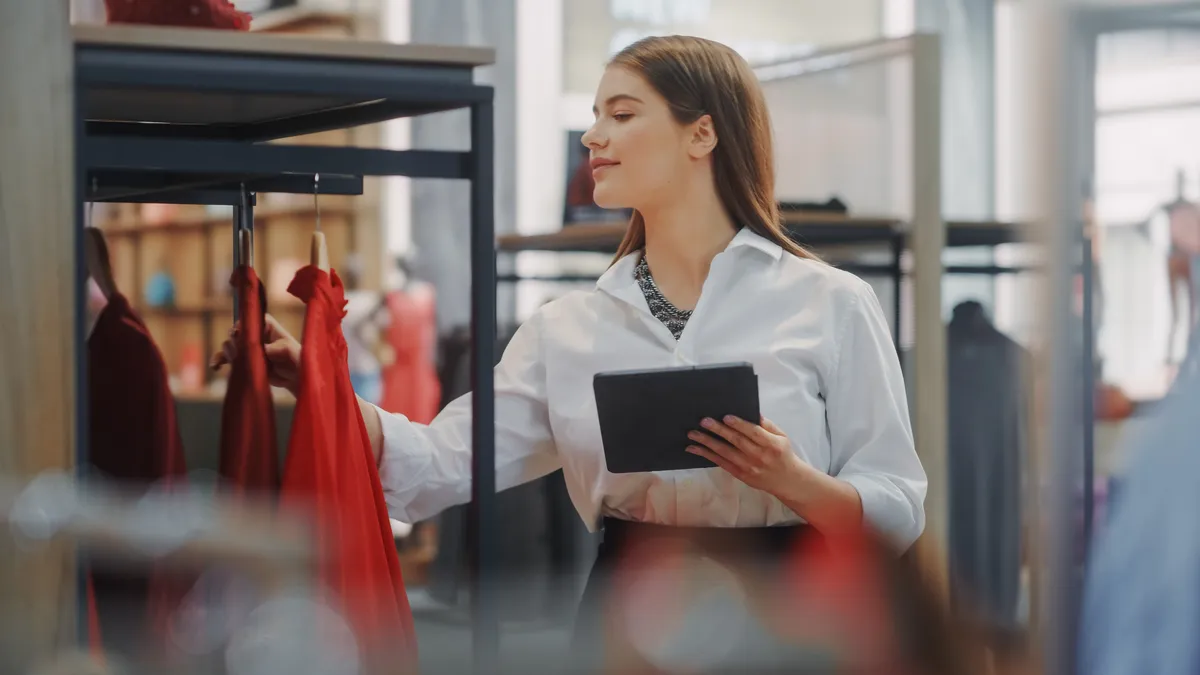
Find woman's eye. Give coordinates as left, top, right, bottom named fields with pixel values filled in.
left=613, top=113, right=633, bottom=121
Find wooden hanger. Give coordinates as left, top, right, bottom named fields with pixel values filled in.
left=311, top=174, right=329, bottom=271
left=239, top=228, right=254, bottom=269
left=83, top=226, right=118, bottom=301
left=311, top=231, right=329, bottom=272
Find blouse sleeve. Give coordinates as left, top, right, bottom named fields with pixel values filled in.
left=825, top=280, right=927, bottom=548
left=373, top=311, right=561, bottom=523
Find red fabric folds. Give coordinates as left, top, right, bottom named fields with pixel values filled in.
left=105, top=0, right=252, bottom=30
left=86, top=292, right=189, bottom=654
left=282, top=266, right=417, bottom=665
left=219, top=267, right=279, bottom=495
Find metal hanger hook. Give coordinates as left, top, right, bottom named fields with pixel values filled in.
left=314, top=173, right=321, bottom=232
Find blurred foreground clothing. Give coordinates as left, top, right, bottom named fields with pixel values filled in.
left=219, top=267, right=279, bottom=495
left=1079, top=374, right=1200, bottom=675
left=283, top=267, right=417, bottom=667
left=583, top=521, right=978, bottom=674
left=87, top=292, right=188, bottom=656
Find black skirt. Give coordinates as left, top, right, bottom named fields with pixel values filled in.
left=571, top=517, right=812, bottom=670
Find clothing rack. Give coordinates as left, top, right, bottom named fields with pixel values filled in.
left=70, top=24, right=500, bottom=670
left=496, top=215, right=1035, bottom=350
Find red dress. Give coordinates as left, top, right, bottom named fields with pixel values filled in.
left=87, top=292, right=189, bottom=653
left=105, top=0, right=251, bottom=30
left=283, top=267, right=417, bottom=666
left=219, top=267, right=279, bottom=495
left=378, top=286, right=441, bottom=424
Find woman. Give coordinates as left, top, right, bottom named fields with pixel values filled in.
left=215, top=34, right=925, bottom=660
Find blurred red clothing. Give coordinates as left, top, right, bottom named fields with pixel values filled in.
left=105, top=0, right=251, bottom=30
left=378, top=286, right=440, bottom=424
left=283, top=266, right=417, bottom=664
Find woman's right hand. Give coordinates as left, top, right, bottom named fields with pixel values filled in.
left=210, top=314, right=302, bottom=395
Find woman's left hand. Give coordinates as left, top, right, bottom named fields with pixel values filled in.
left=686, top=416, right=810, bottom=496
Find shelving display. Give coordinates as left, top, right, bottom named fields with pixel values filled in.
left=69, top=22, right=502, bottom=670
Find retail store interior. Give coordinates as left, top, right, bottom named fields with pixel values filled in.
left=3, top=0, right=1200, bottom=673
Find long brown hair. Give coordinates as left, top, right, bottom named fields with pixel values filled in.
left=606, top=35, right=818, bottom=263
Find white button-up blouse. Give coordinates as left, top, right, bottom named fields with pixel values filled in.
left=374, top=227, right=927, bottom=548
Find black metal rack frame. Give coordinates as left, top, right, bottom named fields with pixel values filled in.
left=73, top=28, right=500, bottom=668
left=497, top=217, right=1038, bottom=350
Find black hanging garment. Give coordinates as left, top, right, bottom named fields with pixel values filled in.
left=946, top=301, right=1027, bottom=627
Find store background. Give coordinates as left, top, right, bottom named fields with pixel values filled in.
left=42, top=0, right=1200, bottom=672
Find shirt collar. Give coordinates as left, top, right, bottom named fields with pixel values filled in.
left=596, top=226, right=783, bottom=298
left=728, top=225, right=784, bottom=261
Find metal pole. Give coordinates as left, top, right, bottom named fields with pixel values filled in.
left=232, top=202, right=243, bottom=322
left=75, top=74, right=90, bottom=653
left=1021, top=2, right=1087, bottom=672
left=468, top=99, right=498, bottom=672
left=891, top=234, right=904, bottom=352
left=1082, top=234, right=1095, bottom=552
left=231, top=185, right=256, bottom=322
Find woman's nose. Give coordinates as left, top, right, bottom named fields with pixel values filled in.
left=581, top=124, right=605, bottom=150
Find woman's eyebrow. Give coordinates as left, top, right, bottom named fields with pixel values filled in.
left=592, top=94, right=644, bottom=114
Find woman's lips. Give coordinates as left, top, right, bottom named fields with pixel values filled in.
left=590, top=157, right=619, bottom=177
left=590, top=158, right=619, bottom=177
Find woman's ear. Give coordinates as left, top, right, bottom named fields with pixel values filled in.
left=688, top=114, right=718, bottom=159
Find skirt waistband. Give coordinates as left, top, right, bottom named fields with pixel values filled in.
left=599, top=517, right=812, bottom=561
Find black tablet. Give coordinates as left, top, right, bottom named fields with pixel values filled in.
left=593, top=362, right=760, bottom=474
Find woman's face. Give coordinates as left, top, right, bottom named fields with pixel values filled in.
left=581, top=66, right=693, bottom=211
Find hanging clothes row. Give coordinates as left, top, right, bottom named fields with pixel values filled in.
left=82, top=192, right=418, bottom=670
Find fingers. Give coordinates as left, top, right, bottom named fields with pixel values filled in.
left=760, top=417, right=787, bottom=436
left=701, top=416, right=756, bottom=450
left=722, top=415, right=778, bottom=447
left=209, top=325, right=239, bottom=370
left=685, top=442, right=744, bottom=478
left=263, top=339, right=298, bottom=366
left=263, top=340, right=291, bottom=358
left=264, top=314, right=296, bottom=343
left=687, top=430, right=751, bottom=473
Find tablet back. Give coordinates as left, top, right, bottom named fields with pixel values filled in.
left=593, top=362, right=760, bottom=474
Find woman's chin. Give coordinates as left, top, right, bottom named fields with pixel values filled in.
left=591, top=188, right=626, bottom=211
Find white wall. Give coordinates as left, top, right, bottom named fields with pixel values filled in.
left=514, top=0, right=578, bottom=320
left=382, top=0, right=414, bottom=281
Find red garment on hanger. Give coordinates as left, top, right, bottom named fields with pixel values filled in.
left=219, top=267, right=279, bottom=495
left=283, top=267, right=417, bottom=665
left=87, top=292, right=189, bottom=652
left=379, top=287, right=441, bottom=424
left=105, top=0, right=251, bottom=30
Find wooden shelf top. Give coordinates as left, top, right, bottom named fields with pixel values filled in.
left=73, top=24, right=494, bottom=68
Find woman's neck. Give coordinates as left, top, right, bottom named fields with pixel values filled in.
left=640, top=187, right=737, bottom=311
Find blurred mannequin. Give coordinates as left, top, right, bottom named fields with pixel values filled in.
left=1164, top=170, right=1200, bottom=365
